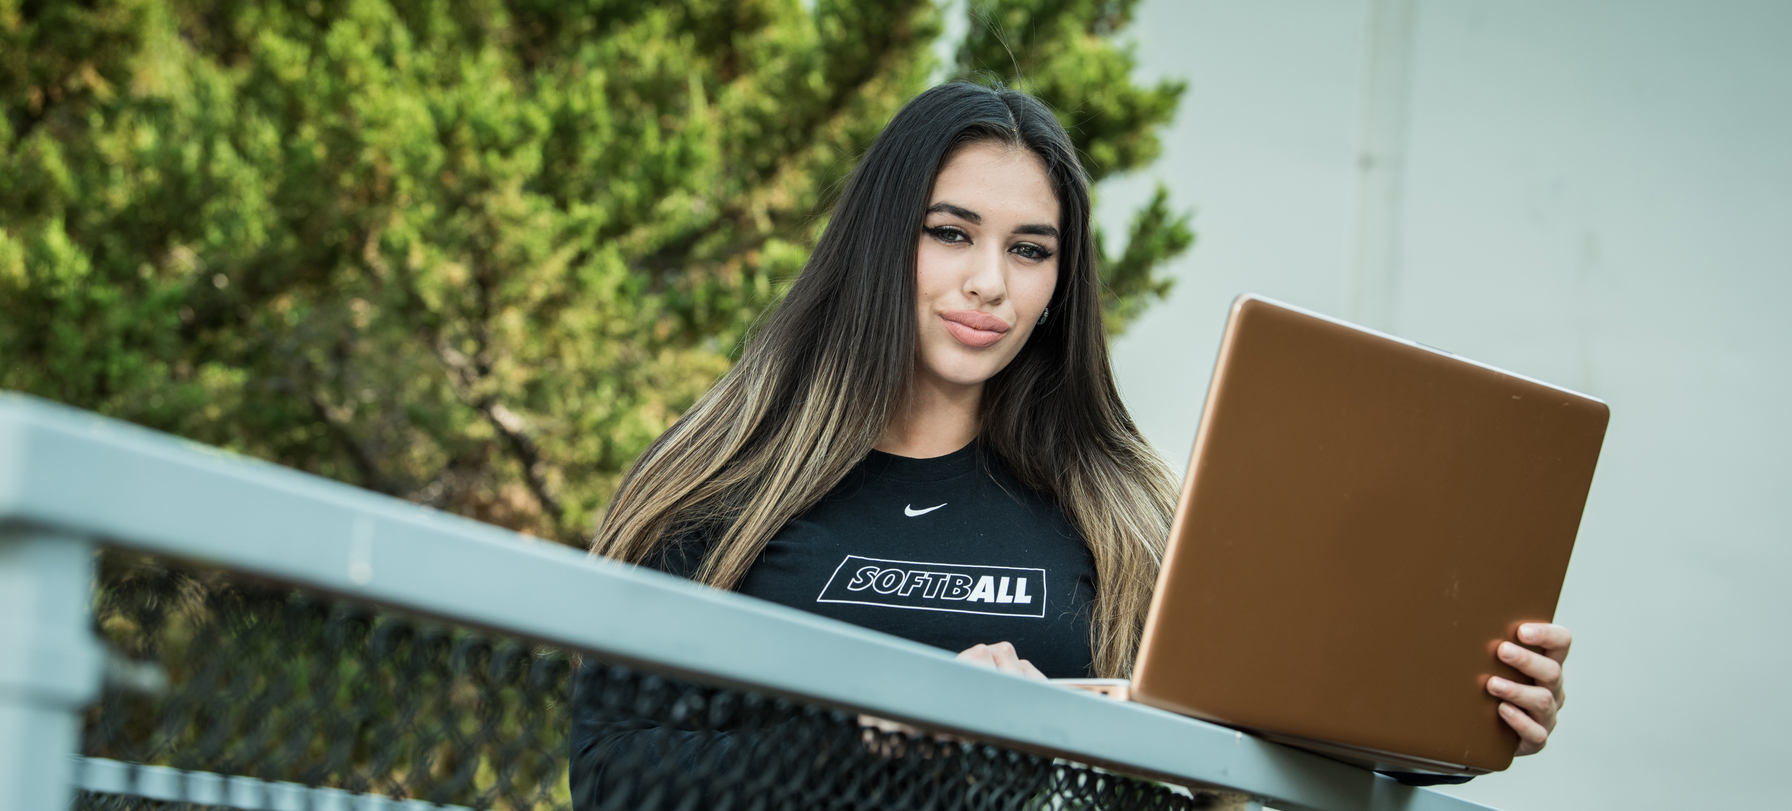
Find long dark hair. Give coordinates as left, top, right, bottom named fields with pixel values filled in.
left=592, top=83, right=1176, bottom=677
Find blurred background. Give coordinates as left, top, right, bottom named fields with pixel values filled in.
left=4, top=0, right=1788, bottom=809
left=0, top=0, right=1190, bottom=542
left=1100, top=2, right=1791, bottom=809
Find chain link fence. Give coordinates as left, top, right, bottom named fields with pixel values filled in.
left=76, top=552, right=1242, bottom=811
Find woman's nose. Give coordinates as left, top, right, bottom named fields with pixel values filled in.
left=962, top=244, right=1007, bottom=305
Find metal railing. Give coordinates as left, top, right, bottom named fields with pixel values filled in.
left=0, top=393, right=1496, bottom=811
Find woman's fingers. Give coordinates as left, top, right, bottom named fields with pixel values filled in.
left=956, top=642, right=1048, bottom=681
left=956, top=644, right=997, bottom=667
left=1498, top=642, right=1564, bottom=691
left=1493, top=624, right=1572, bottom=758
left=858, top=714, right=917, bottom=736
left=1498, top=640, right=1567, bottom=714
left=1517, top=623, right=1572, bottom=664
left=1498, top=701, right=1551, bottom=756
left=985, top=641, right=1049, bottom=681
left=1486, top=677, right=1556, bottom=726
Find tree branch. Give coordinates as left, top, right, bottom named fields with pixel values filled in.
left=435, top=339, right=566, bottom=527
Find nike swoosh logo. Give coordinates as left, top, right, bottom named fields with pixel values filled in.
left=904, top=503, right=947, bottom=517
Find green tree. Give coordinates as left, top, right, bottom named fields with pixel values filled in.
left=0, top=0, right=1191, bottom=544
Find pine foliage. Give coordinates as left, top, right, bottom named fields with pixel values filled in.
left=1, top=0, right=1191, bottom=542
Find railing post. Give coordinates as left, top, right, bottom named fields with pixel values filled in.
left=0, top=531, right=102, bottom=811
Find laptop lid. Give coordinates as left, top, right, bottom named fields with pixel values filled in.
left=1130, top=295, right=1608, bottom=774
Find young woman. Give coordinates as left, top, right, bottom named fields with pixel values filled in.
left=580, top=82, right=1570, bottom=783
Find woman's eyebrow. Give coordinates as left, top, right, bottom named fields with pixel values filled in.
left=927, top=202, right=980, bottom=222
left=928, top=203, right=1058, bottom=240
left=924, top=202, right=982, bottom=224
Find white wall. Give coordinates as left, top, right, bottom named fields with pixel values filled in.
left=1101, top=2, right=1792, bottom=809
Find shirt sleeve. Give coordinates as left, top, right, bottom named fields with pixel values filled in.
left=571, top=525, right=725, bottom=810
left=569, top=661, right=752, bottom=810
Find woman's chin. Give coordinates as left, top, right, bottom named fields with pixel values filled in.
left=915, top=360, right=1011, bottom=391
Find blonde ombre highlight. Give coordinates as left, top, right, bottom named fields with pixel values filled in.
left=591, top=84, right=1176, bottom=678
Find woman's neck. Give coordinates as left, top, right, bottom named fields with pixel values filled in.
left=876, top=376, right=982, bottom=459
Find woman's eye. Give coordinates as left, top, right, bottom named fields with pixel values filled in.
left=925, top=225, right=969, bottom=244
left=1011, top=243, right=1055, bottom=261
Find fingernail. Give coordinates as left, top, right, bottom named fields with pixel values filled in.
left=1519, top=625, right=1538, bottom=643
left=1488, top=677, right=1510, bottom=694
left=1500, top=642, right=1521, bottom=660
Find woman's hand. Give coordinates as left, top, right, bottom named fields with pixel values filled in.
left=955, top=641, right=1048, bottom=680
left=859, top=642, right=1045, bottom=745
left=1487, top=622, right=1571, bottom=756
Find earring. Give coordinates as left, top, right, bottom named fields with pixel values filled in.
left=1037, top=307, right=1050, bottom=325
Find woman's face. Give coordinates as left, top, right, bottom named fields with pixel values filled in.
left=912, top=141, right=1062, bottom=394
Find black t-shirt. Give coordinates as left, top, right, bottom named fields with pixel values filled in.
left=575, top=442, right=1469, bottom=797
left=653, top=440, right=1098, bottom=678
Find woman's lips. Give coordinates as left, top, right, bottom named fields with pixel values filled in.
left=939, top=310, right=1010, bottom=348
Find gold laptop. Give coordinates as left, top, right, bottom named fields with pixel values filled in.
left=1130, top=295, right=1608, bottom=775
